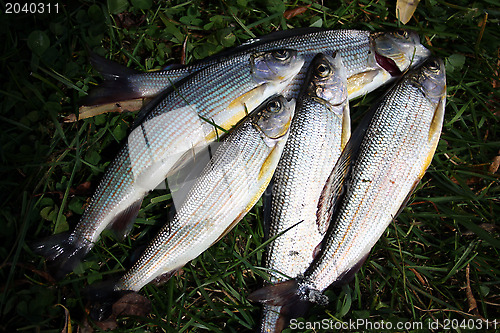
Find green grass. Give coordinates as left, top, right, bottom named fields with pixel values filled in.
left=1, top=0, right=499, bottom=332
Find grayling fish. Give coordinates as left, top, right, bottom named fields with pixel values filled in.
left=259, top=53, right=350, bottom=333
left=34, top=49, right=304, bottom=279
left=90, top=95, right=295, bottom=320
left=249, top=57, right=446, bottom=312
left=84, top=28, right=430, bottom=106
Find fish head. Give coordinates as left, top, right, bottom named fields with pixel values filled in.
left=411, top=57, right=446, bottom=105
left=303, top=53, right=348, bottom=107
left=251, top=49, right=305, bottom=85
left=253, top=95, right=295, bottom=140
left=371, top=29, right=430, bottom=75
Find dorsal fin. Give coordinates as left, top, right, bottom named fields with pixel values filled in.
left=239, top=27, right=328, bottom=48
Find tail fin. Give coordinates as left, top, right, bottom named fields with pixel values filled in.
left=248, top=280, right=301, bottom=307
left=249, top=279, right=328, bottom=306
left=82, top=53, right=142, bottom=106
left=32, top=232, right=91, bottom=280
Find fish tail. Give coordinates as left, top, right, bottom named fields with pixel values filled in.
left=82, top=53, right=142, bottom=106
left=248, top=280, right=301, bottom=307
left=32, top=232, right=91, bottom=279
left=249, top=278, right=328, bottom=307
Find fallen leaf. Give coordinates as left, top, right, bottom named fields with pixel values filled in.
left=70, top=181, right=93, bottom=196
left=489, top=150, right=500, bottom=174
left=181, top=35, right=188, bottom=65
left=63, top=114, right=77, bottom=123
left=284, top=6, right=310, bottom=20
left=94, top=318, right=118, bottom=331
left=465, top=264, right=481, bottom=317
left=78, top=99, right=149, bottom=120
left=115, top=13, right=146, bottom=29
left=57, top=304, right=72, bottom=333
left=396, top=0, right=420, bottom=24
left=112, top=292, right=151, bottom=318
left=88, top=292, right=151, bottom=330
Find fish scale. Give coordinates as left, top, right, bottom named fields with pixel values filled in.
left=112, top=96, right=295, bottom=292
left=299, top=58, right=446, bottom=297
left=248, top=59, right=446, bottom=328
left=77, top=49, right=302, bottom=253
left=86, top=29, right=430, bottom=107
left=261, top=53, right=349, bottom=333
left=34, top=50, right=303, bottom=279
left=128, top=30, right=372, bottom=100
left=266, top=99, right=344, bottom=277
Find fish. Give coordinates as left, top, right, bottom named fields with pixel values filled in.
left=259, top=53, right=350, bottom=333
left=33, top=49, right=304, bottom=279
left=249, top=57, right=446, bottom=313
left=83, top=28, right=430, bottom=108
left=89, top=95, right=296, bottom=320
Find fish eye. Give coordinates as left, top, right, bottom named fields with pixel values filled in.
left=427, top=60, right=440, bottom=73
left=395, top=29, right=409, bottom=39
left=316, top=63, right=330, bottom=77
left=272, top=50, right=290, bottom=61
left=267, top=99, right=282, bottom=113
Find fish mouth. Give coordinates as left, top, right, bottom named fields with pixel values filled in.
left=375, top=52, right=402, bottom=76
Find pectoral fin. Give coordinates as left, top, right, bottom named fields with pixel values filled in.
left=419, top=95, right=446, bottom=178
left=340, top=103, right=351, bottom=151
left=108, top=199, right=143, bottom=239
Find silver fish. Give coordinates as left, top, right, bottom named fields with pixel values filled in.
left=34, top=50, right=304, bottom=279
left=249, top=57, right=446, bottom=313
left=260, top=53, right=350, bottom=333
left=84, top=28, right=430, bottom=106
left=89, top=95, right=294, bottom=320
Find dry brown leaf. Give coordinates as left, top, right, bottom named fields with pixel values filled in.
left=489, top=151, right=500, bottom=173
left=89, top=292, right=151, bottom=330
left=408, top=267, right=428, bottom=288
left=57, top=304, right=72, bottom=333
left=396, top=0, right=420, bottom=25
left=63, top=114, right=77, bottom=123
left=77, top=99, right=149, bottom=120
left=94, top=318, right=118, bottom=331
left=284, top=5, right=310, bottom=20
left=465, top=264, right=480, bottom=316
left=112, top=292, right=151, bottom=318
left=181, top=35, right=188, bottom=65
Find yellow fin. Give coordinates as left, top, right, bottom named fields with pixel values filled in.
left=419, top=96, right=446, bottom=178
left=341, top=103, right=351, bottom=151
left=347, top=71, right=378, bottom=96
left=204, top=85, right=268, bottom=142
